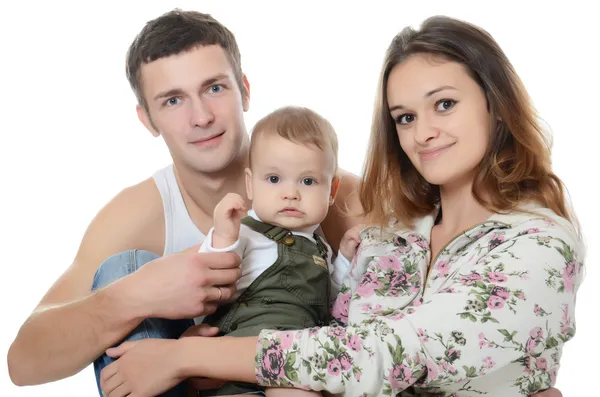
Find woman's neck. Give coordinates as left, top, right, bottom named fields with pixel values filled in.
left=437, top=178, right=493, bottom=236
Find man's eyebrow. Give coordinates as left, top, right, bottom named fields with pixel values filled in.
left=153, top=74, right=231, bottom=101
left=153, top=88, right=184, bottom=102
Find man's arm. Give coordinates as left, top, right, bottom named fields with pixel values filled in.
left=8, top=179, right=168, bottom=385
left=321, top=168, right=364, bottom=251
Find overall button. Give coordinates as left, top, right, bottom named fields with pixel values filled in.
left=283, top=235, right=295, bottom=246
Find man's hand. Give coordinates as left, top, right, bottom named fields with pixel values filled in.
left=100, top=339, right=182, bottom=397
left=127, top=250, right=241, bottom=320
left=533, top=388, right=562, bottom=397
left=339, top=224, right=365, bottom=261
left=212, top=193, right=247, bottom=247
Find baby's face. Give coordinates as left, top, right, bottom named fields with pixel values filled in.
left=246, top=134, right=337, bottom=231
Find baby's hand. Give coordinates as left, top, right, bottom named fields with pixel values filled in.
left=212, top=193, right=248, bottom=247
left=339, top=224, right=365, bottom=261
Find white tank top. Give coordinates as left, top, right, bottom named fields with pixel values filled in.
left=152, top=164, right=206, bottom=255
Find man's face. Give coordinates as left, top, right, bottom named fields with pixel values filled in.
left=138, top=45, right=250, bottom=173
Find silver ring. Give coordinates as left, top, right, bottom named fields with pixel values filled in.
left=216, top=287, right=222, bottom=300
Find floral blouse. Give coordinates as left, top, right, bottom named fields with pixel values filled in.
left=253, top=204, right=584, bottom=396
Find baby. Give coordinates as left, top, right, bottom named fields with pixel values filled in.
left=197, top=106, right=361, bottom=397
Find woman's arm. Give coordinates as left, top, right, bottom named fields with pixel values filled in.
left=177, top=222, right=582, bottom=396
left=246, top=223, right=583, bottom=395
left=178, top=335, right=258, bottom=383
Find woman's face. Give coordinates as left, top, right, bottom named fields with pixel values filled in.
left=387, top=54, right=492, bottom=189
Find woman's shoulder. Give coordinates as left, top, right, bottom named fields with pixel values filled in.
left=480, top=204, right=586, bottom=278
left=491, top=203, right=582, bottom=245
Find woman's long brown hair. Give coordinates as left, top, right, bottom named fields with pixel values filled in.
left=359, top=16, right=577, bottom=231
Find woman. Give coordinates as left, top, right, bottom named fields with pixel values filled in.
left=100, top=16, right=583, bottom=397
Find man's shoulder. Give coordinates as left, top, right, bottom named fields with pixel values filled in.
left=76, top=176, right=166, bottom=259
left=107, top=177, right=163, bottom=219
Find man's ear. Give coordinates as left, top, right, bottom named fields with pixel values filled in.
left=245, top=168, right=253, bottom=200
left=136, top=105, right=160, bottom=137
left=329, top=175, right=341, bottom=206
left=241, top=74, right=250, bottom=112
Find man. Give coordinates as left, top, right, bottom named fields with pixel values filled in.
left=7, top=9, right=563, bottom=397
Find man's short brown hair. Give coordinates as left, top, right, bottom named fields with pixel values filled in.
left=126, top=9, right=244, bottom=111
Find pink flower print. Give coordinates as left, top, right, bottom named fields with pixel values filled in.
left=355, top=370, right=361, bottom=382
left=327, top=359, right=342, bottom=376
left=410, top=285, right=421, bottom=294
left=406, top=233, right=429, bottom=250
left=487, top=295, right=505, bottom=310
left=446, top=348, right=461, bottom=362
left=439, top=287, right=456, bottom=294
left=534, top=305, right=542, bottom=315
left=490, top=286, right=510, bottom=300
left=389, top=312, right=406, bottom=320
left=418, top=328, right=429, bottom=343
left=526, top=338, right=539, bottom=354
left=425, top=360, right=438, bottom=380
left=435, top=261, right=450, bottom=277
left=360, top=303, right=373, bottom=312
left=563, top=261, right=576, bottom=293
left=260, top=340, right=285, bottom=382
left=328, top=326, right=347, bottom=340
left=460, top=272, right=483, bottom=286
left=412, top=297, right=424, bottom=307
left=440, top=360, right=456, bottom=374
left=486, top=272, right=507, bottom=283
left=374, top=304, right=383, bottom=311
left=536, top=357, right=548, bottom=371
left=338, top=351, right=353, bottom=371
left=347, top=334, right=363, bottom=352
left=308, top=327, right=319, bottom=336
left=479, top=340, right=486, bottom=348
left=482, top=356, right=496, bottom=369
left=379, top=255, right=403, bottom=271
left=530, top=326, right=544, bottom=339
left=356, top=272, right=382, bottom=298
left=389, top=271, right=409, bottom=296
left=525, top=228, right=540, bottom=234
left=331, top=292, right=351, bottom=323
left=478, top=332, right=486, bottom=340
left=488, top=233, right=505, bottom=250
left=389, top=364, right=415, bottom=389
left=279, top=332, right=294, bottom=349
left=519, top=292, right=526, bottom=300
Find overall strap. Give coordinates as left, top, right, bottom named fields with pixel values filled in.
left=241, top=216, right=294, bottom=244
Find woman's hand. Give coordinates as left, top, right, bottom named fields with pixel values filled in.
left=180, top=324, right=228, bottom=393
left=100, top=339, right=184, bottom=397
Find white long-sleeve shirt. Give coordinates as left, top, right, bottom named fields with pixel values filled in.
left=196, top=210, right=351, bottom=324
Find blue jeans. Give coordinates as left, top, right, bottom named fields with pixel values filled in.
left=91, top=250, right=194, bottom=397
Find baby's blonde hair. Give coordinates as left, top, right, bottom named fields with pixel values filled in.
left=249, top=106, right=339, bottom=173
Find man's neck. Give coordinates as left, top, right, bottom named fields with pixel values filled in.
left=172, top=154, right=251, bottom=232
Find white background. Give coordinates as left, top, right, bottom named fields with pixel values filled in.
left=1, top=1, right=598, bottom=395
